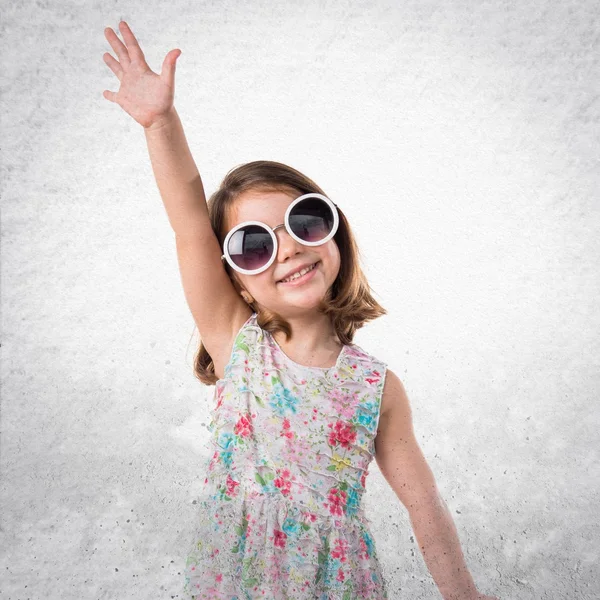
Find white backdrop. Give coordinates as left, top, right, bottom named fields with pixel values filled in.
left=2, top=1, right=598, bottom=598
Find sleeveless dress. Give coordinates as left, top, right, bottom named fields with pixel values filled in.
left=184, top=312, right=389, bottom=600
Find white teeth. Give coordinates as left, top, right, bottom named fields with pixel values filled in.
left=280, top=263, right=316, bottom=283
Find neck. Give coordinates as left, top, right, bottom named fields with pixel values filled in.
left=272, top=311, right=341, bottom=356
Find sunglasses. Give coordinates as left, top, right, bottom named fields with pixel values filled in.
left=220, top=193, right=339, bottom=275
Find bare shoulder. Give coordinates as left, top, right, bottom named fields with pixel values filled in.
left=379, top=367, right=412, bottom=422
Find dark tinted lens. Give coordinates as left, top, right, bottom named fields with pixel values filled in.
left=289, top=198, right=334, bottom=242
left=227, top=225, right=274, bottom=270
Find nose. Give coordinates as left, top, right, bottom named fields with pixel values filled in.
left=274, top=224, right=304, bottom=261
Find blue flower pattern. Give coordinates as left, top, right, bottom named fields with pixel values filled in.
left=184, top=312, right=389, bottom=599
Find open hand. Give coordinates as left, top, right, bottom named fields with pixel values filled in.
left=102, top=21, right=181, bottom=129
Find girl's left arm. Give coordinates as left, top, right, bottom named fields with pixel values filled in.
left=374, top=369, right=499, bottom=600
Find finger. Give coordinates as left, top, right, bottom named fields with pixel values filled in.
left=118, top=21, right=147, bottom=64
left=161, top=49, right=181, bottom=85
left=102, top=89, right=119, bottom=103
left=103, top=52, right=124, bottom=81
left=104, top=26, right=131, bottom=67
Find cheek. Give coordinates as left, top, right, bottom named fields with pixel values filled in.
left=319, top=244, right=341, bottom=280
left=245, top=272, right=273, bottom=293
left=325, top=242, right=341, bottom=267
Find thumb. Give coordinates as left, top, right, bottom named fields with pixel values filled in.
left=161, top=49, right=181, bottom=84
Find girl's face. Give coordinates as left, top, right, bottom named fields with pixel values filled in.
left=225, top=189, right=341, bottom=316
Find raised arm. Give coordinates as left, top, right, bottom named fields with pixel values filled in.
left=144, top=106, right=209, bottom=237
left=102, top=21, right=250, bottom=375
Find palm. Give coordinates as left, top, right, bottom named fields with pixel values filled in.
left=115, top=65, right=173, bottom=127
left=103, top=21, right=180, bottom=128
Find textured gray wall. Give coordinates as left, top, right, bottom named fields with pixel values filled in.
left=1, top=1, right=598, bottom=599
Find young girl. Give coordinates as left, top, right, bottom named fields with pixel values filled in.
left=102, top=21, right=500, bottom=600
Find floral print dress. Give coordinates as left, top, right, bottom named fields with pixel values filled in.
left=184, top=312, right=389, bottom=599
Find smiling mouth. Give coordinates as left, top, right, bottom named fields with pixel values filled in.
left=277, top=261, right=319, bottom=284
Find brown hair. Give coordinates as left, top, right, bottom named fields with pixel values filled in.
left=192, top=160, right=387, bottom=386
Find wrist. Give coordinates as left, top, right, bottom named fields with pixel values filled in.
left=144, top=106, right=177, bottom=132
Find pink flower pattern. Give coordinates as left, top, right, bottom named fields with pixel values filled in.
left=184, top=312, right=389, bottom=599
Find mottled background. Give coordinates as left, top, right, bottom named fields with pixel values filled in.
left=1, top=0, right=599, bottom=598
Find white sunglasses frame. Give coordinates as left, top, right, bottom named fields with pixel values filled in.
left=220, top=193, right=340, bottom=276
